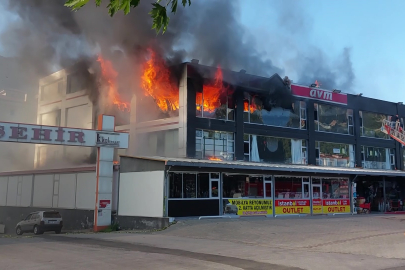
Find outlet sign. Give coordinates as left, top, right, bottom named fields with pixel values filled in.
left=0, top=122, right=128, bottom=148
left=291, top=84, right=348, bottom=105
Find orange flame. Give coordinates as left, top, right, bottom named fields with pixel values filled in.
left=141, top=48, right=179, bottom=112
left=97, top=55, right=130, bottom=111
left=208, top=157, right=222, bottom=161
left=315, top=80, right=321, bottom=88
left=201, top=67, right=227, bottom=113
left=243, top=99, right=257, bottom=113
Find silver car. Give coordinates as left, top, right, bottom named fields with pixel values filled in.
left=16, top=211, right=63, bottom=235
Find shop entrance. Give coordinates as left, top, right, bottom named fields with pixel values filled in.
left=311, top=179, right=322, bottom=214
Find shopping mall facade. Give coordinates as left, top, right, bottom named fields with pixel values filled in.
left=117, top=62, right=405, bottom=218
left=3, top=60, right=405, bottom=228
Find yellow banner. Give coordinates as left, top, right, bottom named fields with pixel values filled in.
left=324, top=205, right=350, bottom=214
left=227, top=199, right=273, bottom=216
left=275, top=200, right=311, bottom=215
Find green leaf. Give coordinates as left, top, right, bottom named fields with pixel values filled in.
left=130, top=0, right=141, bottom=8
left=119, top=0, right=131, bottom=14
left=170, top=0, right=178, bottom=13
left=95, top=0, right=102, bottom=6
left=182, top=0, right=191, bottom=7
left=149, top=3, right=170, bottom=34
left=64, top=0, right=90, bottom=10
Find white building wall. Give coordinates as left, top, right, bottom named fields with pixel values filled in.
left=20, top=175, right=33, bottom=207
left=58, top=174, right=77, bottom=209
left=33, top=174, right=54, bottom=208
left=76, top=172, right=97, bottom=210
left=0, top=177, right=8, bottom=206
left=0, top=169, right=100, bottom=210
left=118, top=171, right=164, bottom=217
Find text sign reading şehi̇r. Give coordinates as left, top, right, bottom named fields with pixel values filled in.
left=275, top=200, right=311, bottom=215
left=228, top=199, right=273, bottom=216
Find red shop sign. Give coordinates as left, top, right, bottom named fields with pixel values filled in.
left=275, top=200, right=310, bottom=207
left=291, top=84, right=348, bottom=105
left=99, top=200, right=111, bottom=209
left=322, top=199, right=350, bottom=206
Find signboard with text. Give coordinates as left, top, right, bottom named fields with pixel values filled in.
left=323, top=199, right=351, bottom=214
left=275, top=200, right=311, bottom=215
left=227, top=199, right=273, bottom=216
left=0, top=122, right=128, bottom=149
left=312, top=199, right=323, bottom=214
left=291, top=84, right=348, bottom=105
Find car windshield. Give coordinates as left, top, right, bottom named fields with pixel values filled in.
left=43, top=212, right=61, bottom=218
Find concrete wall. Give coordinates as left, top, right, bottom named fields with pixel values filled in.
left=118, top=171, right=165, bottom=217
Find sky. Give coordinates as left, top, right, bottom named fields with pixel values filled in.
left=0, top=0, right=404, bottom=103
left=239, top=0, right=405, bottom=102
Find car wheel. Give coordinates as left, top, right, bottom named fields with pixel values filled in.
left=33, top=225, right=41, bottom=235
left=55, top=229, right=62, bottom=234
left=16, top=226, right=23, bottom=236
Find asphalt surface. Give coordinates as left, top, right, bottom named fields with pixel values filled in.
left=1, top=214, right=405, bottom=270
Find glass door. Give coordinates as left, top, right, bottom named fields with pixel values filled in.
left=209, top=173, right=220, bottom=198
left=264, top=175, right=272, bottom=199
left=312, top=183, right=323, bottom=214
left=263, top=175, right=274, bottom=217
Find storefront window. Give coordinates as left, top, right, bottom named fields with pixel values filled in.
left=275, top=176, right=309, bottom=199
left=195, top=130, right=234, bottom=161
left=243, top=93, right=306, bottom=129
left=316, top=141, right=355, bottom=168
left=196, top=86, right=234, bottom=121
left=360, top=111, right=389, bottom=139
left=169, top=172, right=210, bottom=199
left=314, top=103, right=353, bottom=135
left=244, top=134, right=307, bottom=165
left=222, top=174, right=264, bottom=198
left=361, top=146, right=395, bottom=170
left=322, top=178, right=350, bottom=199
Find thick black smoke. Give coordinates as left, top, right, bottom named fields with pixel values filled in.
left=0, top=0, right=283, bottom=85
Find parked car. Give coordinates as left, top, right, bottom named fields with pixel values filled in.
left=15, top=211, right=63, bottom=235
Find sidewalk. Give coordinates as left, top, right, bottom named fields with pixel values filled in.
left=55, top=215, right=405, bottom=270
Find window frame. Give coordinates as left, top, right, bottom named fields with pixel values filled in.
left=168, top=172, right=219, bottom=200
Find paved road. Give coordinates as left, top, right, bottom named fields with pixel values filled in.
left=1, top=215, right=405, bottom=270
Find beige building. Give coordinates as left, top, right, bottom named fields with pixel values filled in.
left=35, top=61, right=190, bottom=168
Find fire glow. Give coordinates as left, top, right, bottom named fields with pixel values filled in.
left=208, top=156, right=222, bottom=161
left=97, top=55, right=130, bottom=112
left=197, top=67, right=229, bottom=113
left=141, top=48, right=179, bottom=112
left=314, top=80, right=321, bottom=88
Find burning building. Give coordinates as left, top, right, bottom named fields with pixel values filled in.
left=33, top=51, right=405, bottom=219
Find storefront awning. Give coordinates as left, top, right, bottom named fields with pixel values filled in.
left=122, top=156, right=405, bottom=177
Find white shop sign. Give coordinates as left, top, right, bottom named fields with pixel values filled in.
left=0, top=122, right=128, bottom=149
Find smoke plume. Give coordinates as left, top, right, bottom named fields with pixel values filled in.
left=0, top=0, right=357, bottom=170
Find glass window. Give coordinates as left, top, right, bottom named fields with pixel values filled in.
left=322, top=179, right=349, bottom=199
left=68, top=73, right=87, bottom=94
left=183, top=173, right=196, bottom=198
left=314, top=103, right=353, bottom=135
left=360, top=111, right=389, bottom=139
left=197, top=173, right=209, bottom=198
left=245, top=134, right=307, bottom=165
left=40, top=110, right=61, bottom=126
left=275, top=176, right=306, bottom=199
left=169, top=173, right=182, bottom=198
left=316, top=141, right=355, bottom=168
left=195, top=130, right=234, bottom=161
left=361, top=146, right=394, bottom=170
left=223, top=174, right=264, bottom=198
left=195, top=84, right=234, bottom=121
left=169, top=172, right=212, bottom=199
left=41, top=80, right=63, bottom=101
left=243, top=92, right=306, bottom=129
